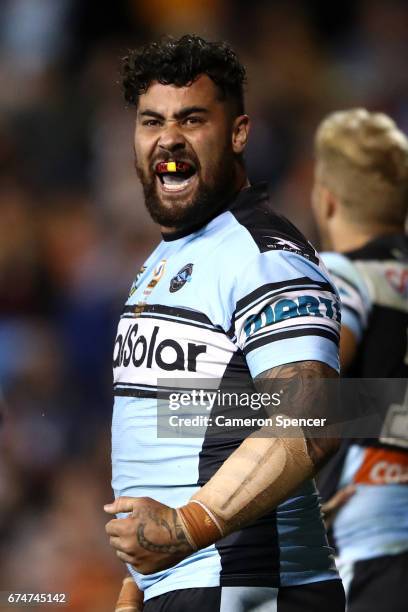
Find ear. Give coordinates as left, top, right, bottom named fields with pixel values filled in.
left=325, top=187, right=338, bottom=219
left=319, top=185, right=338, bottom=220
left=232, top=115, right=250, bottom=154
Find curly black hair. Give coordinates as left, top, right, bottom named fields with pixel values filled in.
left=122, top=34, right=246, bottom=115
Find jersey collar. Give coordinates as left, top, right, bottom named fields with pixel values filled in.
left=160, top=183, right=268, bottom=242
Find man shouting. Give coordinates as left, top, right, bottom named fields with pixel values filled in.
left=105, top=34, right=345, bottom=612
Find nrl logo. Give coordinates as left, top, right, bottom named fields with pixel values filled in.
left=170, top=263, right=194, bottom=293
left=129, top=265, right=147, bottom=297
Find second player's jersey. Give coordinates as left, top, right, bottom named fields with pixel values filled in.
left=320, top=235, right=408, bottom=563
left=112, top=184, right=341, bottom=600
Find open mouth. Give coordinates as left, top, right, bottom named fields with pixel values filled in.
left=155, top=160, right=197, bottom=192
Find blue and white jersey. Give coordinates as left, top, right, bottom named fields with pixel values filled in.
left=320, top=252, right=372, bottom=343
left=320, top=237, right=408, bottom=565
left=111, top=184, right=341, bottom=601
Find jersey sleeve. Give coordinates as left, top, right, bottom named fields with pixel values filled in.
left=228, top=250, right=341, bottom=378
left=320, top=252, right=372, bottom=343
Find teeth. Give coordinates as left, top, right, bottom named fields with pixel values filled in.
left=162, top=174, right=187, bottom=185
left=159, top=174, right=195, bottom=191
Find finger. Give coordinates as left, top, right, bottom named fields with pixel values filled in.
left=115, top=576, right=144, bottom=612
left=109, top=535, right=136, bottom=557
left=109, top=535, right=124, bottom=551
left=116, top=550, right=135, bottom=564
left=323, top=485, right=356, bottom=513
left=335, top=484, right=356, bottom=503
left=104, top=497, right=137, bottom=514
left=105, top=518, right=127, bottom=536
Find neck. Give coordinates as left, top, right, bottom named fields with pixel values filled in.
left=330, top=219, right=403, bottom=253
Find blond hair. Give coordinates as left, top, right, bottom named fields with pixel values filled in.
left=315, top=108, right=408, bottom=226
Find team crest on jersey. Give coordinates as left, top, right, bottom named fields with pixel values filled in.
left=170, top=263, right=193, bottom=293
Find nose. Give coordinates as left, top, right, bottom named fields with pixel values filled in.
left=157, top=122, right=186, bottom=154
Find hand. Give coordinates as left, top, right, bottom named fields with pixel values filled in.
left=321, top=485, right=356, bottom=529
left=115, top=576, right=144, bottom=612
left=104, top=497, right=193, bottom=574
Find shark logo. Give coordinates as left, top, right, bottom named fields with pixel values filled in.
left=170, top=263, right=194, bottom=293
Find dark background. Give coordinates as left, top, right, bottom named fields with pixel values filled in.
left=0, top=1, right=407, bottom=609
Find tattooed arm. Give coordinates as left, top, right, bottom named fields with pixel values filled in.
left=255, top=360, right=339, bottom=469
left=104, top=496, right=194, bottom=574
left=191, top=360, right=339, bottom=534
left=105, top=360, right=338, bottom=573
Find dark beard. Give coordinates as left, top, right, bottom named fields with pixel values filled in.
left=136, top=150, right=238, bottom=230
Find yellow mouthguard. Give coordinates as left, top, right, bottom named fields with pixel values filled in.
left=167, top=161, right=177, bottom=172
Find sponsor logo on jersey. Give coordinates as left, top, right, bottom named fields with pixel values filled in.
left=354, top=448, right=408, bottom=484
left=113, top=323, right=206, bottom=372
left=243, top=294, right=340, bottom=337
left=170, top=263, right=194, bottom=293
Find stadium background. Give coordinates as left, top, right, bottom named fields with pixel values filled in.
left=0, top=1, right=407, bottom=610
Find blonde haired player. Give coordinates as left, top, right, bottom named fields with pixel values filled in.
left=313, top=108, right=408, bottom=612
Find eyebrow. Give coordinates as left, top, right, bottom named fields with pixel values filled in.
left=139, top=106, right=209, bottom=121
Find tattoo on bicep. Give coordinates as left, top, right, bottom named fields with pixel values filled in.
left=255, top=360, right=335, bottom=399
left=255, top=360, right=339, bottom=469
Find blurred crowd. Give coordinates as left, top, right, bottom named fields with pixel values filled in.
left=0, top=1, right=408, bottom=610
